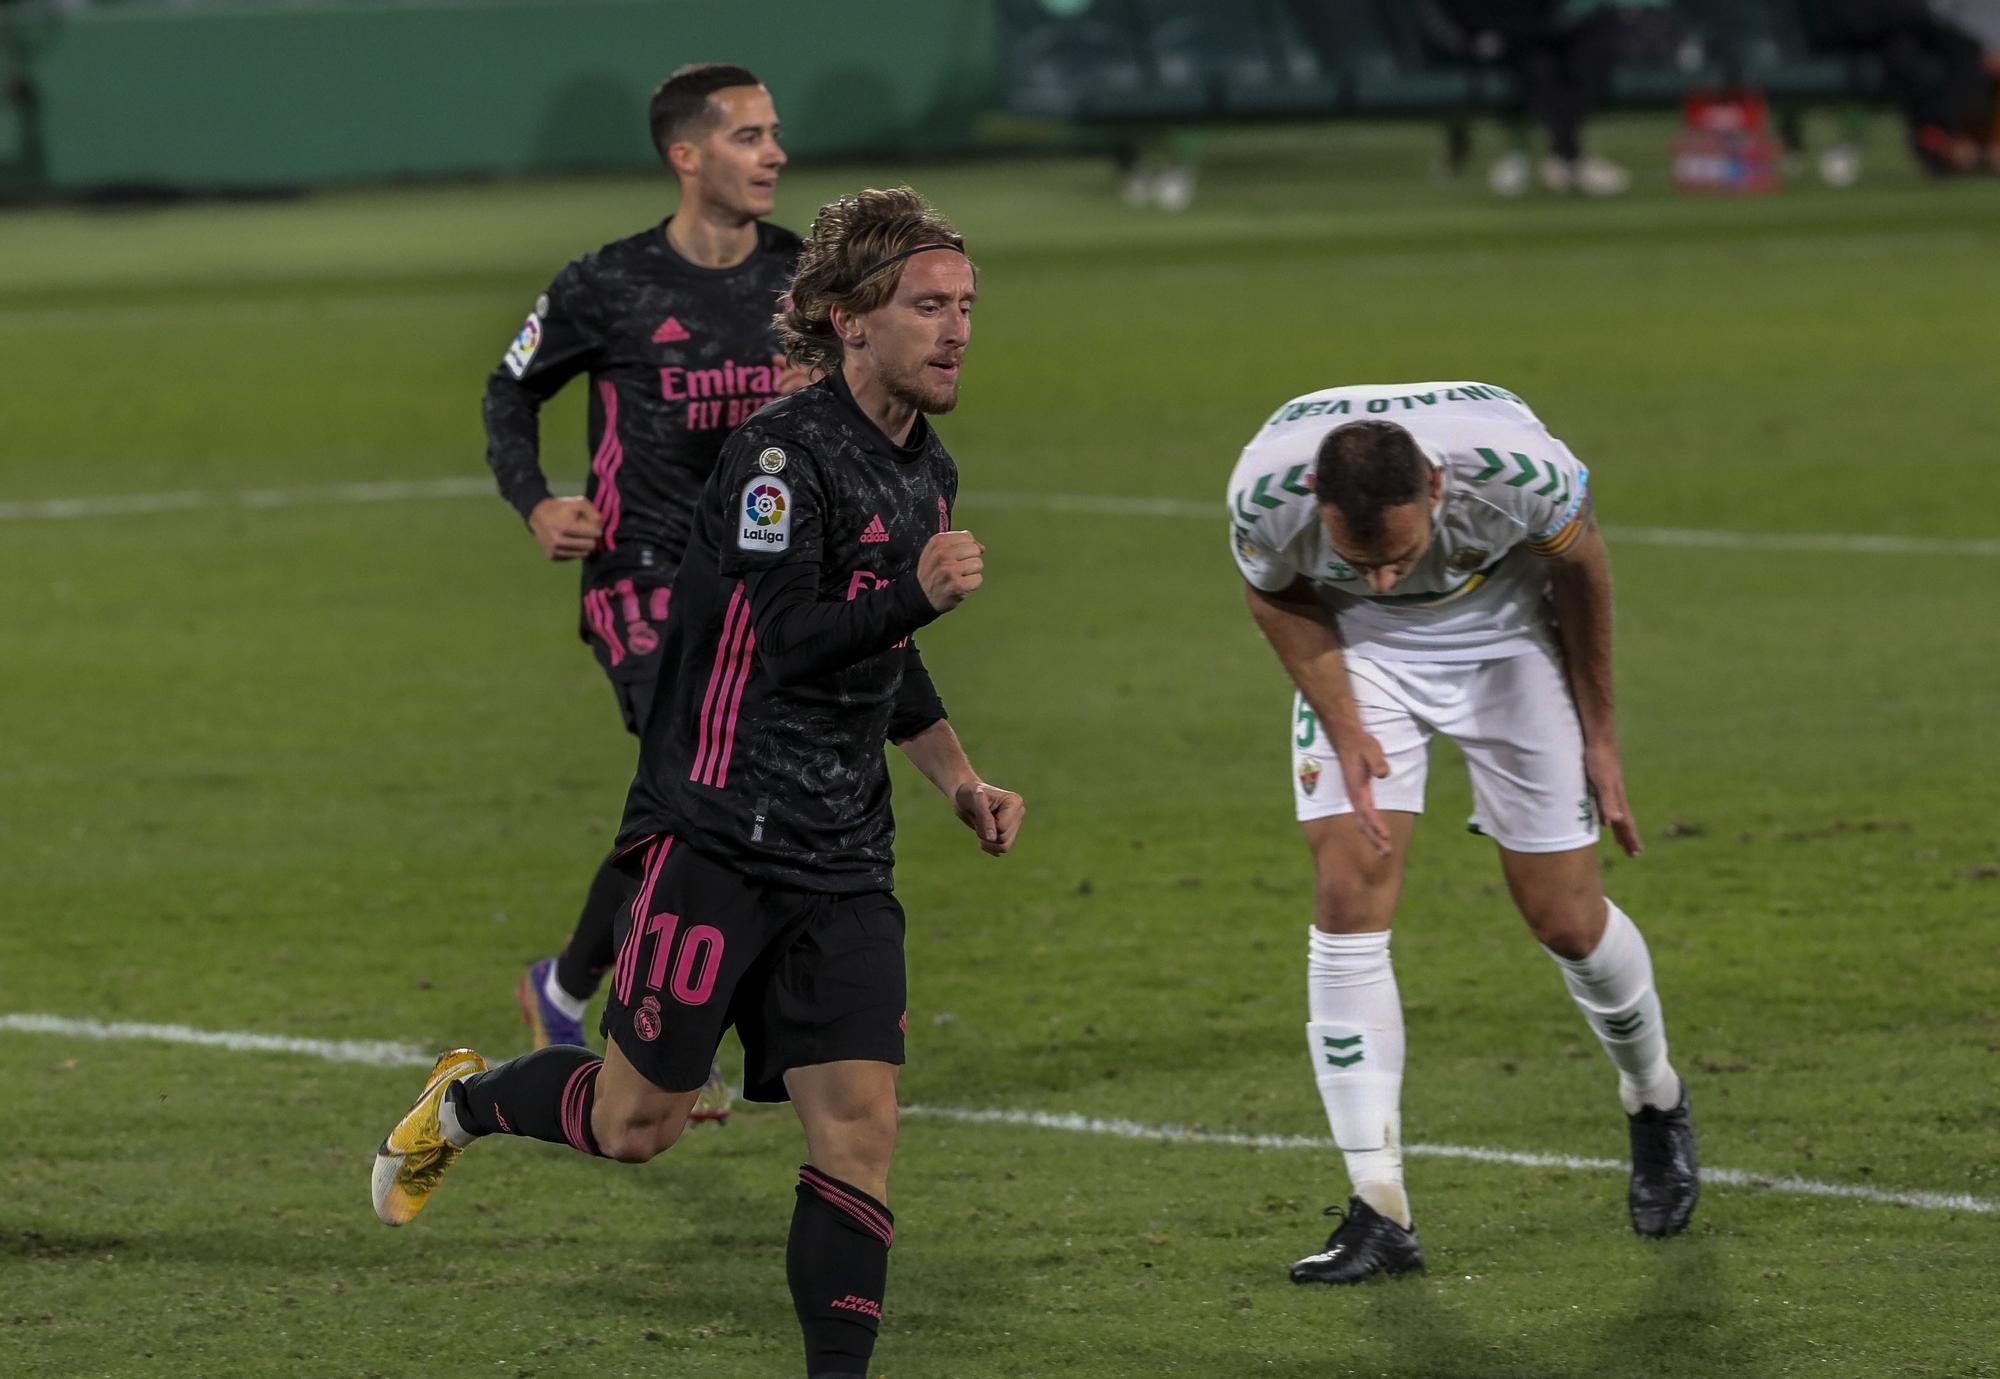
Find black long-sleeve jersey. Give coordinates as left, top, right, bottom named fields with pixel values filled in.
left=617, top=372, right=959, bottom=894
left=482, top=218, right=803, bottom=580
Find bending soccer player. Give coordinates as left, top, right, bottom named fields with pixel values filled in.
left=379, top=188, right=1024, bottom=1379
left=1226, top=387, right=1698, bottom=1285
left=482, top=63, right=809, bottom=1121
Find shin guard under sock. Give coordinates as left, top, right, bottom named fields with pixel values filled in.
left=788, top=1165, right=893, bottom=1377
left=1306, top=927, right=1410, bottom=1226
left=1545, top=899, right=1680, bottom=1113
left=449, top=1047, right=604, bottom=1155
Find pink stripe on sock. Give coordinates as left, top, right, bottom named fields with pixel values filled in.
left=800, top=1167, right=894, bottom=1247
left=559, top=1058, right=603, bottom=1155
left=590, top=381, right=623, bottom=552
left=691, top=583, right=749, bottom=784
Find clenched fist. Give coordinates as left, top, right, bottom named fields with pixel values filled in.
left=919, top=529, right=985, bottom=612
left=528, top=496, right=603, bottom=561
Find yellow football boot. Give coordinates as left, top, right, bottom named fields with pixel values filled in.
left=371, top=1048, right=487, bottom=1226
left=688, top=1060, right=733, bottom=1124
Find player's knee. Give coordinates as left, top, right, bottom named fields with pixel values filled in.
left=814, top=1098, right=900, bottom=1180
left=1519, top=896, right=1604, bottom=959
left=1305, top=826, right=1400, bottom=932
left=1312, top=870, right=1395, bottom=933
left=596, top=1116, right=684, bottom=1163
left=590, top=1097, right=689, bottom=1163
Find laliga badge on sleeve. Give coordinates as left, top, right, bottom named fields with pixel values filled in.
left=503, top=311, right=542, bottom=378
left=757, top=447, right=787, bottom=474
left=739, top=476, right=792, bottom=551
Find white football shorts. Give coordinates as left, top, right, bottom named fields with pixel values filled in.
left=1287, top=645, right=1600, bottom=853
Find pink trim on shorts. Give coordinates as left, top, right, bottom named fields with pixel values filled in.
left=613, top=835, right=673, bottom=1006
left=585, top=588, right=625, bottom=667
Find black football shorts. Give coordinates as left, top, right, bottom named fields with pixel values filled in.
left=601, top=834, right=907, bottom=1101
left=579, top=576, right=672, bottom=735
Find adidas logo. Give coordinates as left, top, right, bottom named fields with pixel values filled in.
left=652, top=316, right=691, bottom=344
left=860, top=514, right=889, bottom=544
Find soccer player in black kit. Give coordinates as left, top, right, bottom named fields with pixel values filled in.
left=376, top=188, right=1024, bottom=1379
left=483, top=63, right=807, bottom=1120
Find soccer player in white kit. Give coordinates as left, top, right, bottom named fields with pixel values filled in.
left=1228, top=382, right=1699, bottom=1284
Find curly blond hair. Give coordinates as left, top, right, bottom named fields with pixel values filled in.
left=777, top=187, right=969, bottom=374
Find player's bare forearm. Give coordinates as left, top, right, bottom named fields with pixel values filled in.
left=1243, top=581, right=1364, bottom=743
left=897, top=718, right=1026, bottom=856
left=894, top=717, right=978, bottom=798
left=1546, top=523, right=1619, bottom=749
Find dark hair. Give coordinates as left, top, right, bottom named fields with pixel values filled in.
left=1313, top=421, right=1431, bottom=544
left=648, top=63, right=764, bottom=164
left=777, top=186, right=970, bottom=374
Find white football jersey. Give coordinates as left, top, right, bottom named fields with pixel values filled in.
left=1227, top=382, right=1591, bottom=661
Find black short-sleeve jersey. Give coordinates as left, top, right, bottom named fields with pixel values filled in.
left=617, top=373, right=960, bottom=893
left=481, top=218, right=803, bottom=580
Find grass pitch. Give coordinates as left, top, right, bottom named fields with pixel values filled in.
left=2, top=119, right=1997, bottom=1378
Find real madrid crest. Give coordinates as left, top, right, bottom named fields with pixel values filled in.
left=1448, top=546, right=1490, bottom=572
left=758, top=447, right=787, bottom=474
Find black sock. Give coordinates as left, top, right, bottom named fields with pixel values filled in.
left=788, top=1165, right=893, bottom=1377
left=451, top=1047, right=603, bottom=1155
left=553, top=849, right=631, bottom=1003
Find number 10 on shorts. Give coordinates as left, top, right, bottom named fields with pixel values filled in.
left=640, top=910, right=725, bottom=1007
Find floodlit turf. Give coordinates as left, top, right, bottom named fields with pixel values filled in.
left=2, top=118, right=1996, bottom=1378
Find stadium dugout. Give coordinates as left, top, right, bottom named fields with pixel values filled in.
left=999, top=0, right=1888, bottom=199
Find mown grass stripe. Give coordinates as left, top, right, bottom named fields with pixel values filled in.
left=5, top=1011, right=1989, bottom=1216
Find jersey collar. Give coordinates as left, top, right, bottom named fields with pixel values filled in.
left=827, top=368, right=934, bottom=462
left=655, top=216, right=771, bottom=278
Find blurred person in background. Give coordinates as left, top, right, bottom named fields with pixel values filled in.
left=1820, top=0, right=2000, bottom=173
left=481, top=62, right=807, bottom=1121
left=1429, top=0, right=1676, bottom=195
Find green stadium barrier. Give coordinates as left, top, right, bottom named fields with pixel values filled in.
left=20, top=0, right=997, bottom=190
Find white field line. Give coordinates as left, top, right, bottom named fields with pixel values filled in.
left=0, top=477, right=1993, bottom=558
left=0, top=476, right=493, bottom=520
left=5, top=1012, right=1991, bottom=1216
left=0, top=288, right=508, bottom=334
left=898, top=1105, right=1998, bottom=1216
left=0, top=1011, right=433, bottom=1070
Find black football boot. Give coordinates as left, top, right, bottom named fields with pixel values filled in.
left=1628, top=1085, right=1700, bottom=1237
left=1289, top=1196, right=1425, bottom=1284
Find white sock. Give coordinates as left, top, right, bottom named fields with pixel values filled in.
left=437, top=1078, right=477, bottom=1148
left=1306, top=927, right=1410, bottom=1227
left=1545, top=899, right=1681, bottom=1114
left=541, top=964, right=587, bottom=1024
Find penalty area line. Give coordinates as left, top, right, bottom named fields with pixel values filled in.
left=0, top=479, right=1995, bottom=559
left=5, top=1012, right=1991, bottom=1217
